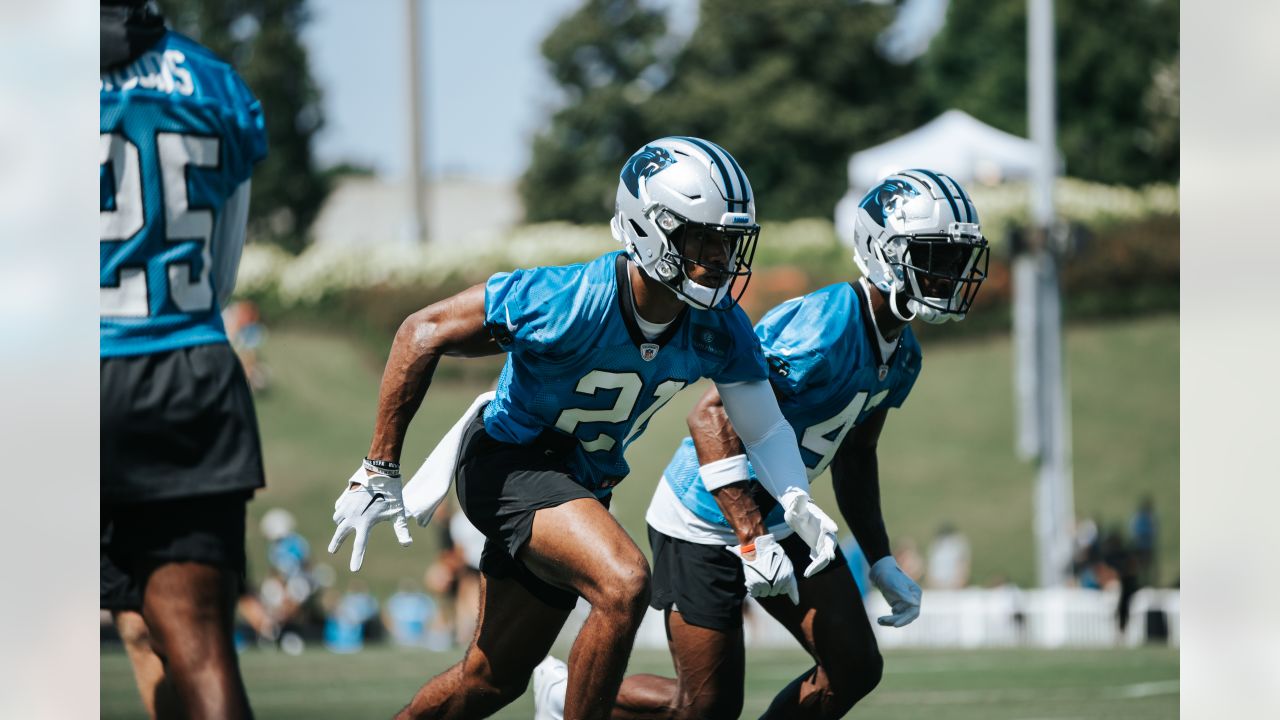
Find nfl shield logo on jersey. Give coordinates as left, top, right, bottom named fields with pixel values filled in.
left=640, top=343, right=660, bottom=362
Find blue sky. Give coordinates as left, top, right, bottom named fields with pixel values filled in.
left=301, top=0, right=655, bottom=181
left=301, top=0, right=936, bottom=182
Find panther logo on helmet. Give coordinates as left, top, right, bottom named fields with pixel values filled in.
left=858, top=178, right=918, bottom=228
left=620, top=146, right=676, bottom=199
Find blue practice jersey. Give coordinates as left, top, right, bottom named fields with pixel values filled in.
left=100, top=31, right=267, bottom=357
left=483, top=252, right=768, bottom=495
left=663, top=282, right=923, bottom=526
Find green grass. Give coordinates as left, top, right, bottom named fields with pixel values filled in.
left=101, top=644, right=1179, bottom=719
left=245, top=314, right=1178, bottom=595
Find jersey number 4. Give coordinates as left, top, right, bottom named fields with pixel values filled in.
left=100, top=132, right=219, bottom=317
left=799, top=389, right=890, bottom=478
left=554, top=370, right=685, bottom=453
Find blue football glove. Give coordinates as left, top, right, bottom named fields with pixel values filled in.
left=869, top=555, right=922, bottom=627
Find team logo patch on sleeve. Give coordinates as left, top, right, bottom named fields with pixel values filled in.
left=692, top=326, right=729, bottom=358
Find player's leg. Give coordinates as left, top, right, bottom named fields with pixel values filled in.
left=112, top=610, right=182, bottom=719
left=401, top=410, right=652, bottom=719
left=397, top=570, right=572, bottom=718
left=612, top=609, right=745, bottom=720
left=519, top=498, right=654, bottom=720
left=756, top=535, right=883, bottom=719
left=611, top=526, right=747, bottom=719
left=141, top=559, right=252, bottom=720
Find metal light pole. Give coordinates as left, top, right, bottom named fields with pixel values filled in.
left=1017, top=0, right=1075, bottom=588
left=405, top=0, right=428, bottom=244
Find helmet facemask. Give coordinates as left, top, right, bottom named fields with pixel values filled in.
left=889, top=223, right=989, bottom=323
left=648, top=207, right=759, bottom=311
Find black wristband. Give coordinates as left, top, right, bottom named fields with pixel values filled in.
left=362, top=457, right=402, bottom=478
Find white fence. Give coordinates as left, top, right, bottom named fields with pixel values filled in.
left=560, top=587, right=1180, bottom=650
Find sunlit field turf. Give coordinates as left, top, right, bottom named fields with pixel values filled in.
left=243, top=314, right=1178, bottom=597
left=101, top=644, right=1179, bottom=719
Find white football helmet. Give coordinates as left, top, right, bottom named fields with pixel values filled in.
left=850, top=170, right=989, bottom=323
left=610, top=137, right=760, bottom=310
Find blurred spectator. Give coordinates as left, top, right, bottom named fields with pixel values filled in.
left=1100, top=527, right=1141, bottom=633
left=1072, top=514, right=1104, bottom=587
left=838, top=534, right=873, bottom=598
left=1129, top=496, right=1158, bottom=586
left=325, top=580, right=379, bottom=654
left=925, top=524, right=971, bottom=589
left=222, top=300, right=269, bottom=392
left=423, top=502, right=485, bottom=649
left=254, top=508, right=325, bottom=652
left=382, top=579, right=439, bottom=647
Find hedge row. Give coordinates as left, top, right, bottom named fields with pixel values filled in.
left=234, top=179, right=1178, bottom=343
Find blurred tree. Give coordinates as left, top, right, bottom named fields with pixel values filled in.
left=159, top=0, right=330, bottom=253
left=520, top=0, right=670, bottom=223
left=650, top=0, right=927, bottom=219
left=918, top=0, right=1179, bottom=186
left=523, top=0, right=927, bottom=222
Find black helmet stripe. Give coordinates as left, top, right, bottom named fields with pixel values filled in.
left=704, top=138, right=750, bottom=206
left=675, top=136, right=743, bottom=211
left=911, top=168, right=963, bottom=223
left=945, top=174, right=977, bottom=223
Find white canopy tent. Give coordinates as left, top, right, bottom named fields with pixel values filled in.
left=835, top=109, right=1059, bottom=244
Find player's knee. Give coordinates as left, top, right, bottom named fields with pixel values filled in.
left=598, top=561, right=651, bottom=620
left=459, top=650, right=531, bottom=710
left=822, top=647, right=883, bottom=711
left=676, top=686, right=743, bottom=720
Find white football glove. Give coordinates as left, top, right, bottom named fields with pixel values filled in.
left=728, top=534, right=799, bottom=605
left=328, top=466, right=412, bottom=573
left=779, top=489, right=840, bottom=577
left=869, top=555, right=922, bottom=627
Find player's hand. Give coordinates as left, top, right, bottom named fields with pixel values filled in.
left=328, top=466, right=412, bottom=572
left=869, top=555, right=922, bottom=627
left=728, top=534, right=799, bottom=605
left=779, top=489, right=840, bottom=577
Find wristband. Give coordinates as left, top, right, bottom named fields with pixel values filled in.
left=699, top=454, right=751, bottom=491
left=363, top=457, right=402, bottom=478
left=739, top=541, right=756, bottom=555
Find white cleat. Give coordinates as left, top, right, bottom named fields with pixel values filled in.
left=533, top=655, right=569, bottom=720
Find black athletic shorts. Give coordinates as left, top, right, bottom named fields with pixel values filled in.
left=454, top=406, right=611, bottom=611
left=101, top=342, right=265, bottom=503
left=101, top=490, right=250, bottom=611
left=648, top=525, right=848, bottom=631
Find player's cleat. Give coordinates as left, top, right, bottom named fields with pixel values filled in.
left=532, top=655, right=569, bottom=720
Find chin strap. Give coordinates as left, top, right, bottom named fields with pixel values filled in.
left=887, top=282, right=916, bottom=323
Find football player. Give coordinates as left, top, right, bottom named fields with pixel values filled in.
left=327, top=137, right=841, bottom=720
left=100, top=1, right=267, bottom=718
left=534, top=171, right=989, bottom=719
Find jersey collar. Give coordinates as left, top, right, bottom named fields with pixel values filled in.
left=615, top=253, right=687, bottom=349
left=855, top=278, right=902, bottom=367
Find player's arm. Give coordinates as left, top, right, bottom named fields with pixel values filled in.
left=688, top=383, right=799, bottom=603
left=366, top=283, right=502, bottom=464
left=703, top=380, right=840, bottom=579
left=687, top=385, right=768, bottom=546
left=329, top=284, right=500, bottom=572
left=830, top=408, right=891, bottom=563
left=831, top=408, right=922, bottom=627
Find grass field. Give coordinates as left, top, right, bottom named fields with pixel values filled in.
left=244, top=314, right=1178, bottom=596
left=101, top=644, right=1179, bottom=719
